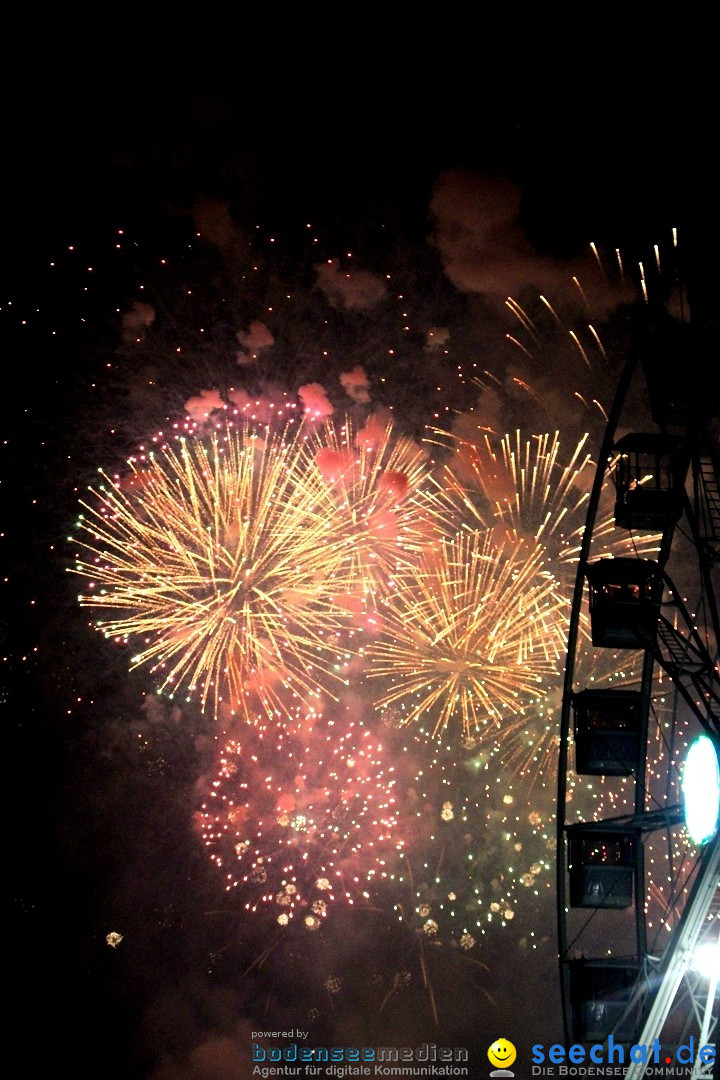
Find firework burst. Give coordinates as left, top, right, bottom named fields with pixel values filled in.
left=429, top=427, right=660, bottom=568
left=417, top=427, right=658, bottom=776
left=197, top=705, right=403, bottom=926
left=380, top=726, right=554, bottom=951
left=366, top=529, right=569, bottom=739
left=311, top=415, right=454, bottom=605
left=71, top=423, right=354, bottom=721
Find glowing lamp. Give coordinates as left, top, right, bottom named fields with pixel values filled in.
left=691, top=939, right=720, bottom=979
left=682, top=735, right=720, bottom=845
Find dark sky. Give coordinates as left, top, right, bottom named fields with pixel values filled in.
left=4, top=75, right=717, bottom=1080
left=6, top=77, right=716, bottom=259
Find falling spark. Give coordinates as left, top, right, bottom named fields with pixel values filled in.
left=587, top=324, right=607, bottom=362
left=572, top=276, right=591, bottom=314
left=639, top=261, right=648, bottom=303
left=589, top=242, right=605, bottom=281
left=539, top=295, right=563, bottom=327
left=506, top=334, right=535, bottom=360
left=569, top=331, right=591, bottom=369
left=506, top=297, right=538, bottom=336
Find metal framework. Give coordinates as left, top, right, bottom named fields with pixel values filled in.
left=556, top=314, right=720, bottom=1078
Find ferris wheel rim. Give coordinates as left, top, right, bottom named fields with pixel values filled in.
left=555, top=323, right=720, bottom=1052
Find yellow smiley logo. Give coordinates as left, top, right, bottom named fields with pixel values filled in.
left=488, top=1039, right=517, bottom=1070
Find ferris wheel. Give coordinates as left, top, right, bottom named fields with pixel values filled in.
left=556, top=301, right=720, bottom=1078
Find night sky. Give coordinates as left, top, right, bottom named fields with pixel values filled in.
left=4, top=76, right=717, bottom=1080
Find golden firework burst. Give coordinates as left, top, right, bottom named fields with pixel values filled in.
left=366, top=529, right=569, bottom=738
left=71, top=424, right=353, bottom=720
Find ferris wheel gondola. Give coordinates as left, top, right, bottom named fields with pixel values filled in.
left=556, top=302, right=719, bottom=1078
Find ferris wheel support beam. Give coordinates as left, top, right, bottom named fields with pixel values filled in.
left=651, top=614, right=720, bottom=734
left=624, top=833, right=719, bottom=1080
left=692, top=959, right=719, bottom=1080
left=557, top=349, right=641, bottom=1041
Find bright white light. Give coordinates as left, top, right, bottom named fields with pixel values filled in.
left=691, top=939, right=720, bottom=980
left=682, top=735, right=720, bottom=845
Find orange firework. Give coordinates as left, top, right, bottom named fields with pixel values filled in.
left=366, top=529, right=569, bottom=739
left=71, top=423, right=354, bottom=721
left=429, top=427, right=660, bottom=566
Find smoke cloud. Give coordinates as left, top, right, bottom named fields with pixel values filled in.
left=315, top=259, right=387, bottom=310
